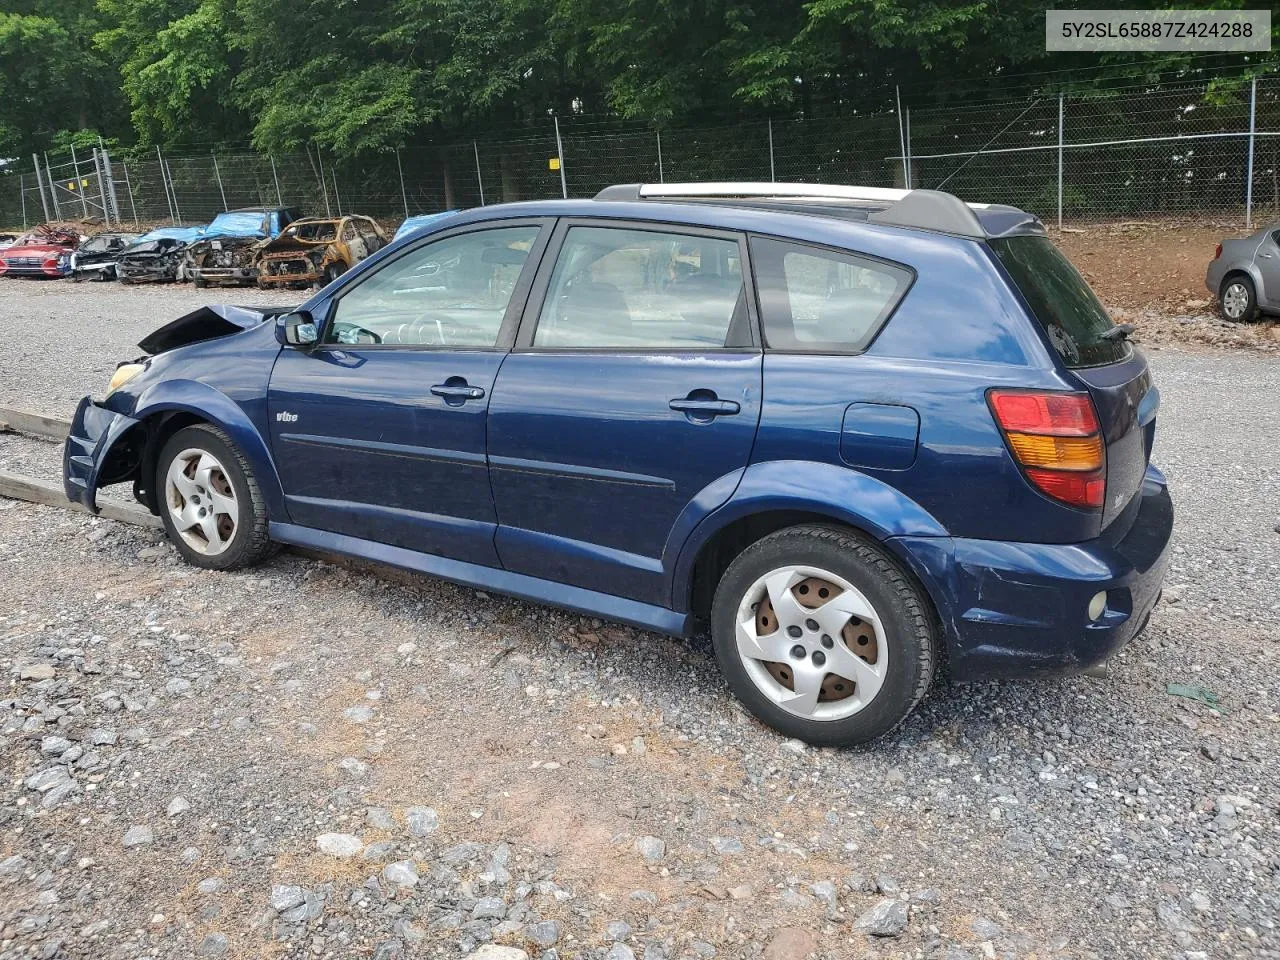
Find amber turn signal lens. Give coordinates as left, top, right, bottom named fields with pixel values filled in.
left=988, top=389, right=1106, bottom=510
left=1004, top=431, right=1103, bottom=472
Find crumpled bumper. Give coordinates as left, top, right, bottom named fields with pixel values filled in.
left=64, top=397, right=141, bottom=512
left=894, top=465, right=1174, bottom=680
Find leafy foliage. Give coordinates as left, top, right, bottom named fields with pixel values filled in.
left=0, top=0, right=1272, bottom=159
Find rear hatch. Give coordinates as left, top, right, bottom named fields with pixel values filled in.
left=991, top=236, right=1156, bottom=529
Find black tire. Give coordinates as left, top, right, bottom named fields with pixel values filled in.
left=1219, top=275, right=1258, bottom=322
left=710, top=524, right=937, bottom=747
left=155, top=424, right=273, bottom=571
left=322, top=262, right=348, bottom=287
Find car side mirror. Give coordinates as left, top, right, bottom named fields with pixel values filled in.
left=276, top=311, right=318, bottom=347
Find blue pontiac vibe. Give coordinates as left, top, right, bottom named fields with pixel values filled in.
left=64, top=183, right=1173, bottom=745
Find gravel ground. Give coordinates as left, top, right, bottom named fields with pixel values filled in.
left=1, top=281, right=1278, bottom=960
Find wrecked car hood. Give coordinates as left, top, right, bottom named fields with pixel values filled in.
left=138, top=304, right=296, bottom=355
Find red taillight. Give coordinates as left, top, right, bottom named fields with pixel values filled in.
left=1215, top=243, right=1223, bottom=260
left=988, top=389, right=1105, bottom=509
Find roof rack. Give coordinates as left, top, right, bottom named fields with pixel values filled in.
left=592, top=182, right=999, bottom=239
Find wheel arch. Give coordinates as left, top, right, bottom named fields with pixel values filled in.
left=129, top=381, right=288, bottom=519
left=668, top=460, right=949, bottom=627
left=1220, top=265, right=1264, bottom=305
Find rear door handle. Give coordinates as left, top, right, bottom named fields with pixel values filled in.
left=669, top=398, right=741, bottom=416
left=431, top=382, right=485, bottom=401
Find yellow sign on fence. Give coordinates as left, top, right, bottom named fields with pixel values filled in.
left=548, top=157, right=561, bottom=171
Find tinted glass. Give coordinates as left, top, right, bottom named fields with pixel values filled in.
left=329, top=226, right=538, bottom=347
left=534, top=226, right=744, bottom=348
left=991, top=236, right=1129, bottom=368
left=750, top=237, right=911, bottom=351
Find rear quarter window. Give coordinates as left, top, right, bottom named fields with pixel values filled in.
left=991, top=236, right=1130, bottom=368
left=749, top=236, right=912, bottom=352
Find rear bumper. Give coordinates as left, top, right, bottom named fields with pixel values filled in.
left=894, top=465, right=1174, bottom=680
left=64, top=397, right=142, bottom=512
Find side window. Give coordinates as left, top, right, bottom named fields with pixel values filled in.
left=328, top=226, right=539, bottom=347
left=341, top=221, right=358, bottom=242
left=749, top=237, right=911, bottom=352
left=533, top=226, right=745, bottom=349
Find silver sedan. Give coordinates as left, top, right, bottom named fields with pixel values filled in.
left=1205, top=224, right=1280, bottom=321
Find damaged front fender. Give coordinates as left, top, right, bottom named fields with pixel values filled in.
left=138, top=303, right=294, bottom=355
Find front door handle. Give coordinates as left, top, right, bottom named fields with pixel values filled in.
left=669, top=397, right=741, bottom=417
left=431, top=380, right=485, bottom=403
left=1261, top=252, right=1274, bottom=259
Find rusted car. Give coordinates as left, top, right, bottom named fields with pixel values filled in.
left=186, top=208, right=303, bottom=287
left=255, top=215, right=388, bottom=289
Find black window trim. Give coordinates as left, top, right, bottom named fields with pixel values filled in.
left=311, top=216, right=556, bottom=353
left=746, top=232, right=918, bottom=357
left=512, top=216, right=763, bottom=354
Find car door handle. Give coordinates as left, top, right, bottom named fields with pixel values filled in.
left=1261, top=253, right=1274, bottom=258
left=669, top=398, right=741, bottom=416
left=431, top=383, right=485, bottom=401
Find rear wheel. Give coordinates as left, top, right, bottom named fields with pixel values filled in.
left=711, top=525, right=936, bottom=746
left=1219, top=275, right=1257, bottom=322
left=156, top=424, right=272, bottom=571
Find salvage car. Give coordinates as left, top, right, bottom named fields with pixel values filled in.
left=116, top=227, right=206, bottom=284
left=1205, top=223, right=1280, bottom=321
left=256, top=215, right=388, bottom=289
left=69, top=231, right=140, bottom=281
left=0, top=233, right=19, bottom=250
left=0, top=225, right=80, bottom=278
left=185, top=207, right=303, bottom=287
left=64, top=182, right=1173, bottom=746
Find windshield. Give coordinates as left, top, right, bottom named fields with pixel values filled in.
left=990, top=236, right=1130, bottom=368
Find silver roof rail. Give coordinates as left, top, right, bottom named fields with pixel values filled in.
left=592, top=181, right=999, bottom=239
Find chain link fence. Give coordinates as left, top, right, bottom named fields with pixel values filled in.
left=2, top=75, right=1277, bottom=232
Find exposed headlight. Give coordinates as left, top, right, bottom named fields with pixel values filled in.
left=107, top=362, right=147, bottom=395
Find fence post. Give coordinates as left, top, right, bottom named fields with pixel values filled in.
left=905, top=108, right=913, bottom=186
left=100, top=146, right=121, bottom=223
left=553, top=117, right=568, bottom=198
left=20, top=174, right=27, bottom=228
left=32, top=155, right=51, bottom=222
left=395, top=148, right=410, bottom=216
left=315, top=150, right=332, bottom=217
left=768, top=120, right=776, bottom=182
left=894, top=87, right=908, bottom=187
left=473, top=141, right=485, bottom=206
left=44, top=153, right=62, bottom=219
left=93, top=149, right=111, bottom=225
left=121, top=160, right=139, bottom=224
left=212, top=154, right=229, bottom=210
left=268, top=156, right=283, bottom=206
left=656, top=130, right=664, bottom=183
left=165, top=157, right=183, bottom=222
left=1246, top=77, right=1257, bottom=229
left=1057, top=93, right=1065, bottom=230
left=70, top=145, right=90, bottom=218
left=156, top=146, right=175, bottom=222
left=330, top=162, right=342, bottom=216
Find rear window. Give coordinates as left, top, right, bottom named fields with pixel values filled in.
left=991, top=236, right=1129, bottom=368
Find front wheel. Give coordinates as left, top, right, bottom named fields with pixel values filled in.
left=711, top=525, right=936, bottom=746
left=1219, top=276, right=1257, bottom=322
left=156, top=424, right=273, bottom=571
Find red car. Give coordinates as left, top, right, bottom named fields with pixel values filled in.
left=0, top=226, right=80, bottom=278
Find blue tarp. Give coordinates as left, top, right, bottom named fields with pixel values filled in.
left=393, top=210, right=460, bottom=241
left=135, top=226, right=206, bottom=245
left=202, top=211, right=271, bottom=239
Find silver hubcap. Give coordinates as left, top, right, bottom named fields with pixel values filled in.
left=735, top=565, right=887, bottom=721
left=165, top=448, right=238, bottom=556
left=1222, top=282, right=1249, bottom=319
